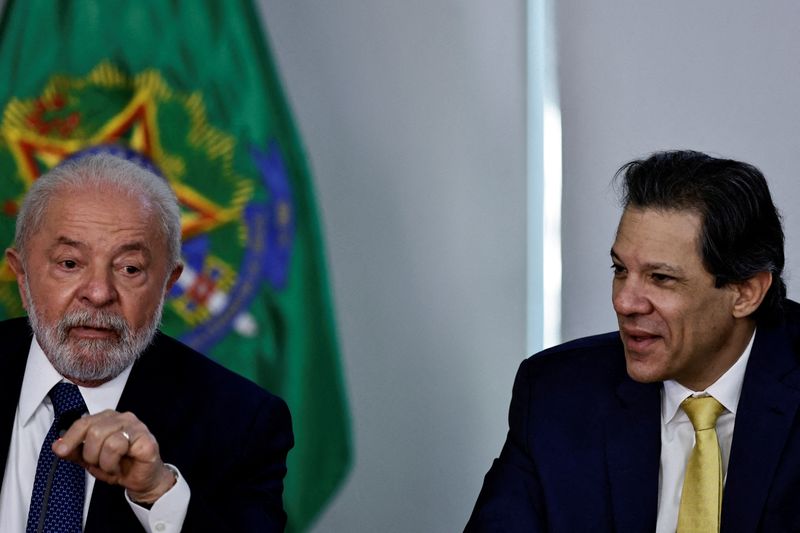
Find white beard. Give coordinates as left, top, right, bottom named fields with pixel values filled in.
left=24, top=277, right=164, bottom=384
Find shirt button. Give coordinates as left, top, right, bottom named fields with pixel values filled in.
left=155, top=522, right=166, bottom=532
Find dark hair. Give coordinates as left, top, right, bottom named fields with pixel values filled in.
left=615, top=150, right=785, bottom=325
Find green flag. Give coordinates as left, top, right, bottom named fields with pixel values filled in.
left=0, top=1, right=351, bottom=530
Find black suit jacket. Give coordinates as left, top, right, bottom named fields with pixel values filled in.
left=467, top=299, right=800, bottom=532
left=0, top=317, right=294, bottom=533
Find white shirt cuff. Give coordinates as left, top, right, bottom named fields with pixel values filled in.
left=126, top=464, right=190, bottom=533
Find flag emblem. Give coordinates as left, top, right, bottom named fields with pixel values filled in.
left=0, top=61, right=295, bottom=352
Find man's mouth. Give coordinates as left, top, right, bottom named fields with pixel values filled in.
left=68, top=325, right=119, bottom=339
left=621, top=329, right=661, bottom=351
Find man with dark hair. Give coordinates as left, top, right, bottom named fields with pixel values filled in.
left=0, top=152, right=293, bottom=532
left=467, top=150, right=800, bottom=532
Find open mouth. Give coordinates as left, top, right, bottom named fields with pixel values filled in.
left=624, top=332, right=660, bottom=351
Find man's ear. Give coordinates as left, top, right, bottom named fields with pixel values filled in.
left=165, top=262, right=184, bottom=293
left=731, top=271, right=773, bottom=319
left=5, top=248, right=28, bottom=310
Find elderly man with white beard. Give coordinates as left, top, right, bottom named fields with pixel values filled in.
left=0, top=153, right=293, bottom=533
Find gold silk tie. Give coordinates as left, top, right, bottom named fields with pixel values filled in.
left=677, top=396, right=726, bottom=533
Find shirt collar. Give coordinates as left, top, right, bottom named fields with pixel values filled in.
left=662, top=329, right=756, bottom=425
left=19, top=336, right=134, bottom=427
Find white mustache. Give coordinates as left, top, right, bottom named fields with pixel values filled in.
left=57, top=309, right=129, bottom=339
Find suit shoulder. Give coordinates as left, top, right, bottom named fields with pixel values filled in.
left=526, top=331, right=622, bottom=366
left=518, top=331, right=625, bottom=387
left=0, top=316, right=32, bottom=337
left=141, top=332, right=287, bottom=412
left=780, top=298, right=800, bottom=326
left=535, top=331, right=622, bottom=356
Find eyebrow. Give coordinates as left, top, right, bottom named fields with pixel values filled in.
left=115, top=242, right=151, bottom=255
left=50, top=237, right=152, bottom=258
left=51, top=236, right=85, bottom=251
left=609, top=249, right=685, bottom=275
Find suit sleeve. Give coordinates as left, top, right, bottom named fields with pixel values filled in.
left=465, top=359, right=548, bottom=532
left=181, top=393, right=295, bottom=532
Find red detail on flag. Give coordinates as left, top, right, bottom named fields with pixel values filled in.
left=3, top=200, right=17, bottom=216
left=186, top=273, right=217, bottom=306
left=17, top=139, right=70, bottom=181
left=25, top=94, right=81, bottom=137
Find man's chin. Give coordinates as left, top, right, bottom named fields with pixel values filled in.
left=49, top=355, right=127, bottom=386
left=68, top=337, right=121, bottom=351
left=624, top=355, right=667, bottom=384
left=46, top=340, right=135, bottom=385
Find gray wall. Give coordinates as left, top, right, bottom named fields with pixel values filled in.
left=258, top=1, right=526, bottom=531
left=559, top=1, right=800, bottom=341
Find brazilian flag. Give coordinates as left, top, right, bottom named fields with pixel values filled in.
left=0, top=1, right=351, bottom=530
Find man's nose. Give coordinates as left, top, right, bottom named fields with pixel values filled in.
left=78, top=266, right=118, bottom=307
left=612, top=278, right=652, bottom=316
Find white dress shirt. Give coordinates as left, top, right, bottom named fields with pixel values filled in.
left=0, top=337, right=190, bottom=532
left=655, top=331, right=755, bottom=533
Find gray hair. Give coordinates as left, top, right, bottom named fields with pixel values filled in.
left=15, top=152, right=182, bottom=268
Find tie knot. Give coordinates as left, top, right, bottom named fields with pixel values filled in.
left=681, top=395, right=725, bottom=431
left=49, top=382, right=86, bottom=418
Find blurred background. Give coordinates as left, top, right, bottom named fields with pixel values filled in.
left=259, top=2, right=526, bottom=531
left=2, top=0, right=800, bottom=531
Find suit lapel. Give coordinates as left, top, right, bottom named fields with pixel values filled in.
left=0, top=318, right=33, bottom=487
left=721, top=324, right=800, bottom=531
left=605, top=376, right=662, bottom=532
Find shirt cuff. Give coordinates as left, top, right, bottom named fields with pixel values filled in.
left=126, top=464, right=190, bottom=533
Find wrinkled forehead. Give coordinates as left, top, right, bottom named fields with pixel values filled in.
left=52, top=181, right=156, bottom=209
left=31, top=184, right=162, bottom=244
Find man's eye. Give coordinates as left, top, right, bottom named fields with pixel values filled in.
left=610, top=264, right=626, bottom=276
left=60, top=260, right=77, bottom=269
left=652, top=273, right=674, bottom=283
left=123, top=266, right=141, bottom=275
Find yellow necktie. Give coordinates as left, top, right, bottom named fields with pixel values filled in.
left=677, top=396, right=726, bottom=533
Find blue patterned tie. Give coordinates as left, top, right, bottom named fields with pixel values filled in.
left=26, top=382, right=88, bottom=533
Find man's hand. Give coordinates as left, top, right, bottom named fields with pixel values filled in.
left=53, top=409, right=177, bottom=505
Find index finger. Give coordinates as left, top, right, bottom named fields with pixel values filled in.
left=52, top=409, right=116, bottom=461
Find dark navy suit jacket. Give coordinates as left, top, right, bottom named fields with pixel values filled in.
left=467, top=299, right=800, bottom=532
left=0, top=317, right=294, bottom=533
